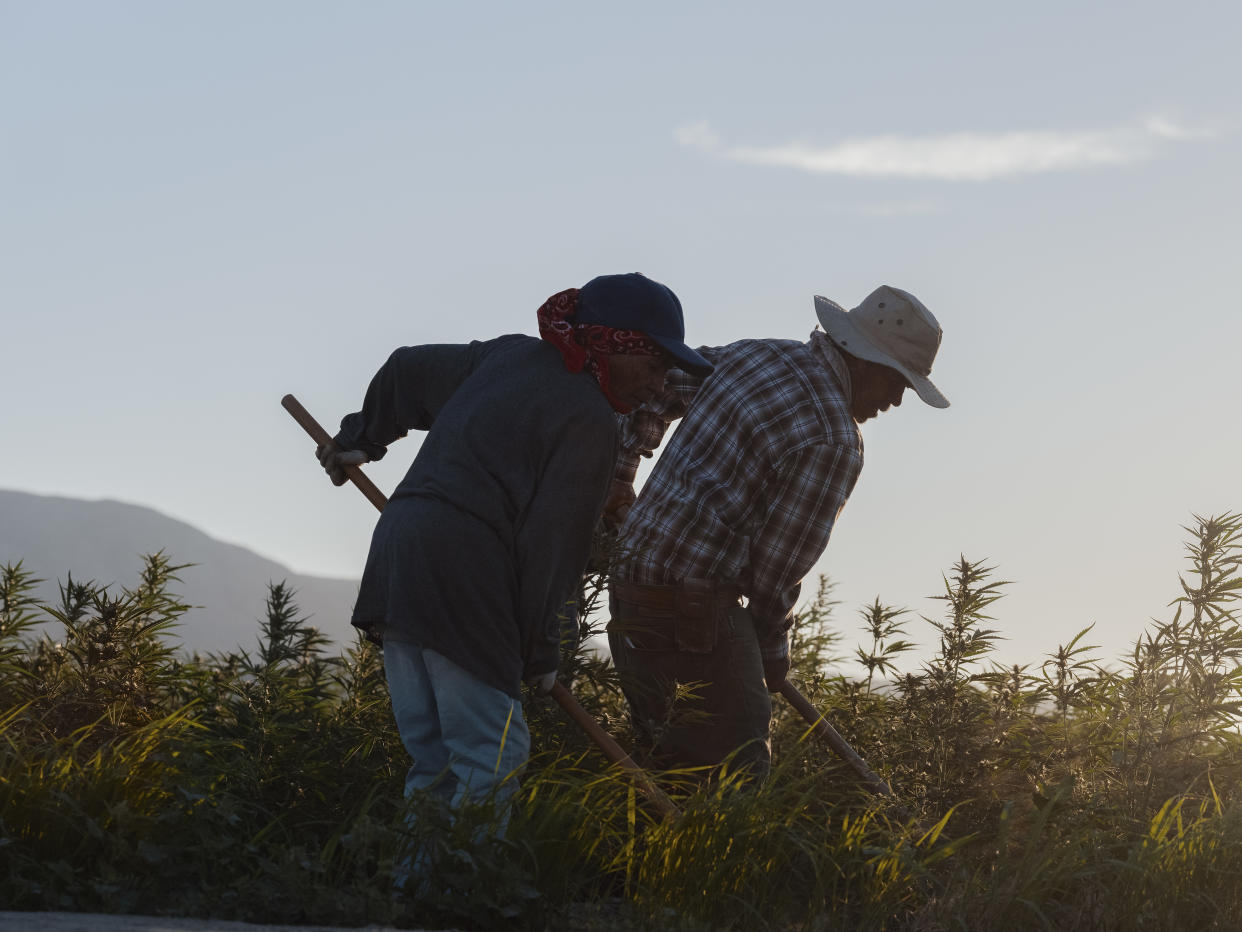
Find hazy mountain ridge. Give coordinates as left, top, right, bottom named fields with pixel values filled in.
left=0, top=489, right=360, bottom=654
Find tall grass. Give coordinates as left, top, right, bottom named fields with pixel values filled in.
left=3, top=516, right=1242, bottom=929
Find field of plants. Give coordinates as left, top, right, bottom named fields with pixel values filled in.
left=3, top=514, right=1242, bottom=931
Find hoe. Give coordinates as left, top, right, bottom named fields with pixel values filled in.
left=282, top=393, right=894, bottom=814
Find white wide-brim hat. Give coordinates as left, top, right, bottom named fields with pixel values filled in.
left=814, top=285, right=949, bottom=409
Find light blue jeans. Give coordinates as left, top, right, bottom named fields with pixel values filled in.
left=383, top=641, right=531, bottom=813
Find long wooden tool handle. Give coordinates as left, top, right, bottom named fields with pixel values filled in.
left=780, top=680, right=894, bottom=798
left=282, top=392, right=678, bottom=818
left=550, top=682, right=678, bottom=818
left=281, top=394, right=389, bottom=513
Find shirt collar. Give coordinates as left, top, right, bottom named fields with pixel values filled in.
left=810, top=329, right=851, bottom=397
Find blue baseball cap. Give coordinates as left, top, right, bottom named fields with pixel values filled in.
left=576, top=273, right=713, bottom=377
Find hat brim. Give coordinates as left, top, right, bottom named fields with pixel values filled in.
left=814, top=296, right=949, bottom=409
left=650, top=335, right=714, bottom=377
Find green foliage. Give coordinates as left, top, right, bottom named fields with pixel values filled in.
left=3, top=514, right=1242, bottom=929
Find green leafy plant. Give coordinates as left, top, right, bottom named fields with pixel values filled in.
left=3, top=515, right=1242, bottom=930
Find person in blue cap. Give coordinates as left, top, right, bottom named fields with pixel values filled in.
left=315, top=273, right=710, bottom=850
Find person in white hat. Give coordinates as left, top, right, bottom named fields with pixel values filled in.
left=606, top=285, right=948, bottom=782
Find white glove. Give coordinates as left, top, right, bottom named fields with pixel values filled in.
left=315, top=442, right=370, bottom=486
left=526, top=671, right=557, bottom=695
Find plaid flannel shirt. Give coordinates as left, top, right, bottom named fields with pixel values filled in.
left=615, top=332, right=863, bottom=658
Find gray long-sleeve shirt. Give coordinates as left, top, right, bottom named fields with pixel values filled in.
left=335, top=334, right=618, bottom=697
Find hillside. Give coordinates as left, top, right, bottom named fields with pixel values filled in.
left=0, top=489, right=360, bottom=654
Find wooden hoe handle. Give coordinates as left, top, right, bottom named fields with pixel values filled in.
left=779, top=680, right=894, bottom=798
left=549, top=681, right=677, bottom=818
left=281, top=393, right=678, bottom=818
left=281, top=394, right=389, bottom=512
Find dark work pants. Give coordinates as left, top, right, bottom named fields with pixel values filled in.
left=608, top=599, right=772, bottom=782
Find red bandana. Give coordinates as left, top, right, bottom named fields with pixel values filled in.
left=537, top=287, right=662, bottom=413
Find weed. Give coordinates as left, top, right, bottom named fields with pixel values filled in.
left=2, top=514, right=1242, bottom=929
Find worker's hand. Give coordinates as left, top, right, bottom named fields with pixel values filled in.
left=760, top=630, right=791, bottom=692
left=762, top=654, right=791, bottom=692
left=603, top=479, right=636, bottom=527
left=316, top=441, right=370, bottom=486
left=525, top=671, right=557, bottom=695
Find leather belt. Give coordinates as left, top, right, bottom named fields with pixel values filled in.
left=611, top=579, right=742, bottom=616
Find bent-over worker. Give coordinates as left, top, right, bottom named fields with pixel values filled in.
left=317, top=273, right=712, bottom=830
left=608, top=285, right=948, bottom=782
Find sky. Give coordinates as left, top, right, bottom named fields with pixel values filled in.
left=3, top=0, right=1241, bottom=674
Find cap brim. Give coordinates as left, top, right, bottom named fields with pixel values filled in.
left=651, top=335, right=714, bottom=377
left=814, top=295, right=949, bottom=409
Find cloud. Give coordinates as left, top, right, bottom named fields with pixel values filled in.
left=675, top=117, right=1213, bottom=181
